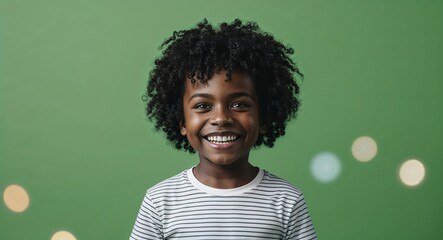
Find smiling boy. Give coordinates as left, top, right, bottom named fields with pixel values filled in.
left=130, top=19, right=317, bottom=240
left=181, top=71, right=265, bottom=189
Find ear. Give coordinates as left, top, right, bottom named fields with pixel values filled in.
left=180, top=119, right=187, bottom=136
left=259, top=121, right=268, bottom=134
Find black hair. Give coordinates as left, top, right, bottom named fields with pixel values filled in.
left=143, top=19, right=303, bottom=153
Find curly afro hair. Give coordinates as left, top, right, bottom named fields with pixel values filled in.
left=143, top=19, right=303, bottom=153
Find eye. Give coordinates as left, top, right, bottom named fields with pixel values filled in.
left=193, top=103, right=212, bottom=110
left=231, top=102, right=250, bottom=110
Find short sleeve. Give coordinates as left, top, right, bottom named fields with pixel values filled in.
left=285, top=193, right=317, bottom=240
left=130, top=192, right=163, bottom=240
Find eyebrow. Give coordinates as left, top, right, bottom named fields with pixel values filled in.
left=188, top=92, right=254, bottom=103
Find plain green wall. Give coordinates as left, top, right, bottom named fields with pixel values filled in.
left=1, top=0, right=442, bottom=239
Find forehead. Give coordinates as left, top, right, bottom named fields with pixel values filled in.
left=183, top=71, right=256, bottom=97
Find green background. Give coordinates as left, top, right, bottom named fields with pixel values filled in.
left=1, top=0, right=442, bottom=239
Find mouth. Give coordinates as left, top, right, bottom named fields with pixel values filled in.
left=203, top=133, right=241, bottom=145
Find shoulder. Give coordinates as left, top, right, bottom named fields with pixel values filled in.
left=143, top=169, right=202, bottom=205
left=146, top=170, right=188, bottom=195
left=256, top=170, right=305, bottom=201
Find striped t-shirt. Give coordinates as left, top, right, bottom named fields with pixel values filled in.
left=130, top=168, right=317, bottom=240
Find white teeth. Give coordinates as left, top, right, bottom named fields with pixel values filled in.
left=206, top=135, right=238, bottom=143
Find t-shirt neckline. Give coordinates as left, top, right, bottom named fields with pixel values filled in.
left=186, top=167, right=264, bottom=196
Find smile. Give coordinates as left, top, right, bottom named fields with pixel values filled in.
left=203, top=135, right=240, bottom=145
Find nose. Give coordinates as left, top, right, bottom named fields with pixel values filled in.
left=209, top=105, right=233, bottom=126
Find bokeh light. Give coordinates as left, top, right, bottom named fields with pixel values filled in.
left=51, top=230, right=77, bottom=240
left=310, top=152, right=342, bottom=183
left=352, top=136, right=377, bottom=162
left=399, top=159, right=426, bottom=187
left=3, top=184, right=30, bottom=213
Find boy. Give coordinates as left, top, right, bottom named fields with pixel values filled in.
left=130, top=19, right=317, bottom=240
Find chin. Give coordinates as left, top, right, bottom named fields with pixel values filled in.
left=210, top=158, right=236, bottom=166
left=212, top=155, right=246, bottom=166
left=198, top=150, right=250, bottom=167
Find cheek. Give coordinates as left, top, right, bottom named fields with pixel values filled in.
left=186, top=115, right=205, bottom=134
left=241, top=113, right=261, bottom=134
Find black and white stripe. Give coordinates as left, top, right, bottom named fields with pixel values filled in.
left=130, top=168, right=317, bottom=240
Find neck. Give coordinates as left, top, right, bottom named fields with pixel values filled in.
left=193, top=158, right=258, bottom=189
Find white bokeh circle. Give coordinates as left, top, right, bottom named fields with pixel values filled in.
left=311, top=152, right=342, bottom=183
left=352, top=136, right=377, bottom=162
left=3, top=184, right=30, bottom=213
left=399, top=159, right=426, bottom=187
left=51, top=231, right=76, bottom=240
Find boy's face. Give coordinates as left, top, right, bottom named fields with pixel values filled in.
left=180, top=71, right=267, bottom=166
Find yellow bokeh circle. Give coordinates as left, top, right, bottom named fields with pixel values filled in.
left=3, top=184, right=30, bottom=213
left=352, top=136, right=377, bottom=162
left=51, top=230, right=77, bottom=240
left=399, top=159, right=426, bottom=187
